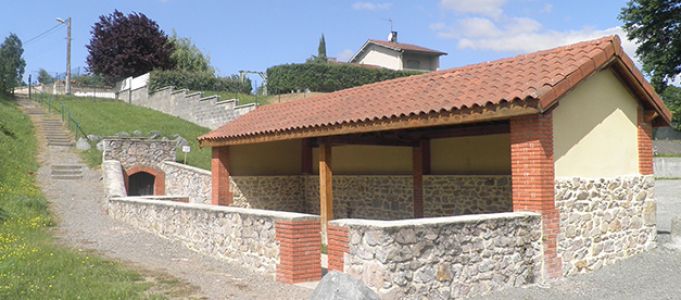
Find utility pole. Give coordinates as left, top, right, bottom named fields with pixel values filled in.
left=57, top=17, right=72, bottom=95
left=65, top=17, right=72, bottom=95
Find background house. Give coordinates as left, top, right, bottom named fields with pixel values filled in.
left=349, top=31, right=447, bottom=72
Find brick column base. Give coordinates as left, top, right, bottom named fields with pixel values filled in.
left=275, top=220, right=322, bottom=283
left=327, top=225, right=349, bottom=272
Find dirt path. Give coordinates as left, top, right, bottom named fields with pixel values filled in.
left=20, top=98, right=312, bottom=300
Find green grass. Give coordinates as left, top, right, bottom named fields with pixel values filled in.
left=37, top=94, right=212, bottom=170
left=655, top=153, right=681, bottom=158
left=201, top=91, right=266, bottom=106
left=0, top=95, right=166, bottom=299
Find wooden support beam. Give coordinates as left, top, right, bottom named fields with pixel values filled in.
left=319, top=143, right=334, bottom=233
left=301, top=139, right=313, bottom=174
left=211, top=146, right=232, bottom=205
left=413, top=143, right=424, bottom=218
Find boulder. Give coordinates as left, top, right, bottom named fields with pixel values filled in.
left=76, top=137, right=91, bottom=151
left=175, top=136, right=189, bottom=148
left=96, top=140, right=105, bottom=151
left=311, top=272, right=380, bottom=300
left=148, top=130, right=162, bottom=139
left=87, top=134, right=101, bottom=142
left=131, top=130, right=143, bottom=137
left=115, top=131, right=130, bottom=138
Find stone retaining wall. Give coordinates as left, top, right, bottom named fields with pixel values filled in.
left=162, top=161, right=212, bottom=204
left=328, top=212, right=543, bottom=299
left=555, top=175, right=656, bottom=276
left=103, top=138, right=176, bottom=170
left=108, top=197, right=320, bottom=278
left=302, top=176, right=511, bottom=220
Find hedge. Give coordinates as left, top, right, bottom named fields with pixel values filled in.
left=149, top=70, right=252, bottom=94
left=266, top=63, right=420, bottom=93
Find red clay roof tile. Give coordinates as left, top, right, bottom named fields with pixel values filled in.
left=200, top=35, right=671, bottom=145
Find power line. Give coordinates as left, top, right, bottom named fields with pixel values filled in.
left=24, top=23, right=63, bottom=46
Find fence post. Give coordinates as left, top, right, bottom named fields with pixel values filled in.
left=61, top=103, right=65, bottom=122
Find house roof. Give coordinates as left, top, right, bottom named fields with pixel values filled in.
left=349, top=40, right=447, bottom=63
left=200, top=35, right=672, bottom=147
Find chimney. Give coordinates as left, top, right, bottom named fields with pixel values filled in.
left=388, top=31, right=398, bottom=43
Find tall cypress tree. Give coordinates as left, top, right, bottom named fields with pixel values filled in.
left=317, top=34, right=327, bottom=63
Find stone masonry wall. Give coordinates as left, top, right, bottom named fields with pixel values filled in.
left=555, top=175, right=656, bottom=276
left=108, top=197, right=319, bottom=275
left=116, top=73, right=256, bottom=130
left=302, top=176, right=511, bottom=220
left=102, top=138, right=176, bottom=170
left=329, top=212, right=543, bottom=299
left=231, top=176, right=305, bottom=212
left=162, top=161, right=212, bottom=204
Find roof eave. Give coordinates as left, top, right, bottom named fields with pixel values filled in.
left=198, top=100, right=541, bottom=147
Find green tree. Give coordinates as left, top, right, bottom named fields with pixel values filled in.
left=619, top=0, right=681, bottom=91
left=38, top=68, right=55, bottom=84
left=86, top=10, right=175, bottom=82
left=661, top=85, right=681, bottom=129
left=0, top=34, right=26, bottom=94
left=307, top=34, right=328, bottom=64
left=169, top=33, right=214, bottom=74
left=318, top=34, right=327, bottom=62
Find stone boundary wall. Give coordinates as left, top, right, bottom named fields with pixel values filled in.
left=231, top=176, right=304, bottom=212
left=328, top=212, right=543, bottom=299
left=654, top=157, right=681, bottom=178
left=107, top=197, right=321, bottom=281
left=162, top=161, right=211, bottom=204
left=302, top=175, right=511, bottom=220
left=555, top=175, right=656, bottom=276
left=102, top=138, right=176, bottom=170
left=115, top=73, right=256, bottom=129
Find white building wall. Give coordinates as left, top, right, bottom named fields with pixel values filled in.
left=355, top=44, right=403, bottom=70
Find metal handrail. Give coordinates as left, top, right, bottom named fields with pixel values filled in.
left=36, top=94, right=89, bottom=141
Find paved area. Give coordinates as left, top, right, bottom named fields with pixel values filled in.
left=474, top=179, right=681, bottom=300
left=20, top=99, right=312, bottom=300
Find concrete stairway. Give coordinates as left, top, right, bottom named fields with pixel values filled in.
left=50, top=164, right=84, bottom=180
left=41, top=118, right=74, bottom=147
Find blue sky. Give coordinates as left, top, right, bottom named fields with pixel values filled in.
left=2, top=0, right=634, bottom=84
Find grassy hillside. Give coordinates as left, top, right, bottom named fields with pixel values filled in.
left=38, top=95, right=212, bottom=170
left=0, top=95, right=165, bottom=298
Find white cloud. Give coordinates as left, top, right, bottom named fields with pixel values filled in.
left=352, top=2, right=392, bottom=11
left=336, top=49, right=355, bottom=62
left=439, top=0, right=506, bottom=18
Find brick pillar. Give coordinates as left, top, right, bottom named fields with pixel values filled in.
left=211, top=146, right=232, bottom=205
left=638, top=108, right=654, bottom=175
left=275, top=220, right=322, bottom=283
left=327, top=224, right=349, bottom=272
left=510, top=113, right=561, bottom=278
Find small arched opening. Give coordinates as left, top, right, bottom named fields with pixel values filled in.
left=124, top=166, right=165, bottom=196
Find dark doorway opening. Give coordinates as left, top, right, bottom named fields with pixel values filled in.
left=128, top=172, right=155, bottom=196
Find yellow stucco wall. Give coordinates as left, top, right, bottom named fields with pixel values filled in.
left=307, top=134, right=510, bottom=175
left=553, top=68, right=640, bottom=177
left=312, top=145, right=412, bottom=175
left=229, top=140, right=302, bottom=176
left=430, top=134, right=511, bottom=175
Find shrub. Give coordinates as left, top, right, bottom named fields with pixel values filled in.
left=266, top=63, right=419, bottom=93
left=149, top=70, right=251, bottom=94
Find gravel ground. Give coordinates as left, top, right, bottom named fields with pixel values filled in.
left=473, top=179, right=681, bottom=300
left=21, top=100, right=312, bottom=300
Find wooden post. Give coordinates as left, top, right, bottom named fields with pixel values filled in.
left=412, top=142, right=424, bottom=218
left=211, top=146, right=232, bottom=205
left=319, top=143, right=333, bottom=236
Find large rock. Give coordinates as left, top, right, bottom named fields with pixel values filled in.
left=96, top=140, right=105, bottom=151
left=148, top=130, right=161, bottom=139
left=76, top=137, right=91, bottom=151
left=175, top=136, right=189, bottom=148
left=87, top=134, right=101, bottom=143
left=311, top=272, right=380, bottom=300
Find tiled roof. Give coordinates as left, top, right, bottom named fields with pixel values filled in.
left=366, top=40, right=447, bottom=56
left=200, top=35, right=671, bottom=146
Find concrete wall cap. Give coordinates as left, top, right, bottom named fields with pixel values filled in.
left=110, top=196, right=320, bottom=221
left=329, top=211, right=540, bottom=228
left=163, top=161, right=211, bottom=175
